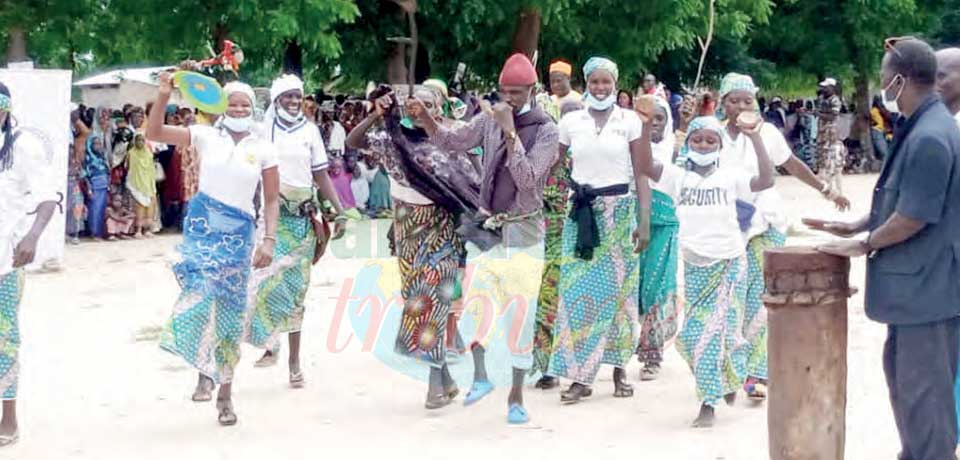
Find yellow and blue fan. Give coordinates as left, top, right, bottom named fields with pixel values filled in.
left=173, top=71, right=227, bottom=114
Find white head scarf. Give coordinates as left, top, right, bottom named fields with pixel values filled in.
left=264, top=75, right=305, bottom=129
left=651, top=96, right=675, bottom=164
left=223, top=81, right=256, bottom=106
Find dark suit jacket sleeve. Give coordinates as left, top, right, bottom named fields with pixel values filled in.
left=897, top=134, right=955, bottom=224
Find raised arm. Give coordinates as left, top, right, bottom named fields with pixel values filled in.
left=632, top=120, right=664, bottom=182
left=782, top=156, right=850, bottom=210
left=744, top=124, right=774, bottom=192
left=345, top=95, right=390, bottom=151
left=146, top=72, right=190, bottom=147
left=408, top=97, right=485, bottom=152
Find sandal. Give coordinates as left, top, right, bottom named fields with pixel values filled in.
left=613, top=381, right=634, bottom=398
left=745, top=378, right=767, bottom=402
left=191, top=378, right=215, bottom=402
left=507, top=403, right=530, bottom=424
left=534, top=375, right=559, bottom=390
left=254, top=352, right=278, bottom=368
left=560, top=383, right=593, bottom=404
left=216, top=399, right=237, bottom=426
left=289, top=370, right=305, bottom=389
left=425, top=393, right=453, bottom=410
left=463, top=380, right=494, bottom=407
left=0, top=430, right=19, bottom=447
left=640, top=363, right=661, bottom=381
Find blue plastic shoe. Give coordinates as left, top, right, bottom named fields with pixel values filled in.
left=463, top=380, right=494, bottom=407
left=507, top=403, right=529, bottom=424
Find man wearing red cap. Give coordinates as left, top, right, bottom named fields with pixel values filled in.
left=408, top=52, right=558, bottom=424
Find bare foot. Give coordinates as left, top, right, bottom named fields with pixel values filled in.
left=254, top=350, right=278, bottom=368
left=692, top=404, right=715, bottom=428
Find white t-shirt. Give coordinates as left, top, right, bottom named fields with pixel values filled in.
left=654, top=163, right=753, bottom=261
left=327, top=121, right=346, bottom=154
left=190, top=125, right=278, bottom=216
left=559, top=106, right=642, bottom=188
left=721, top=122, right=792, bottom=238
left=0, top=131, right=58, bottom=276
left=954, top=111, right=960, bottom=129
left=267, top=119, right=329, bottom=189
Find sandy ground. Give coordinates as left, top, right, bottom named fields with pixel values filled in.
left=2, top=174, right=911, bottom=460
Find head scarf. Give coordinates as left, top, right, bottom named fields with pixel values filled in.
left=677, top=116, right=727, bottom=166
left=270, top=74, right=304, bottom=103
left=0, top=94, right=10, bottom=112
left=223, top=81, right=256, bottom=107
left=549, top=60, right=573, bottom=77
left=499, top=53, right=538, bottom=87
left=423, top=79, right=468, bottom=120
left=265, top=74, right=305, bottom=129
left=583, top=57, right=619, bottom=82
left=717, top=72, right=760, bottom=120
left=84, top=133, right=109, bottom=178
left=651, top=96, right=676, bottom=164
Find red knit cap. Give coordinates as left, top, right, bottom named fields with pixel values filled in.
left=499, top=53, right=538, bottom=87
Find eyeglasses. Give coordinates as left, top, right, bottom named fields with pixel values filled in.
left=884, top=36, right=918, bottom=54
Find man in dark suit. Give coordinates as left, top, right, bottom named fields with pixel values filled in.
left=808, top=37, right=960, bottom=460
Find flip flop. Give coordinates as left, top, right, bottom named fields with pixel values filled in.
left=191, top=379, right=215, bottom=402
left=0, top=431, right=19, bottom=447
left=289, top=370, right=305, bottom=389
left=425, top=393, right=453, bottom=410
left=640, top=364, right=661, bottom=381
left=463, top=380, right=494, bottom=407
left=254, top=353, right=278, bottom=368
left=613, top=382, right=634, bottom=398
left=216, top=399, right=237, bottom=426
left=507, top=403, right=529, bottom=425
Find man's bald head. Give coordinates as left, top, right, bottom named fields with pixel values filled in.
left=936, top=48, right=960, bottom=113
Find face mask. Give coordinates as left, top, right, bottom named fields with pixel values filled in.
left=584, top=92, right=616, bottom=111
left=276, top=105, right=303, bottom=123
left=882, top=74, right=904, bottom=113
left=687, top=150, right=720, bottom=166
left=222, top=114, right=253, bottom=133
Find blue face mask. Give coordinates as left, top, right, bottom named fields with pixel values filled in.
left=584, top=92, right=616, bottom=111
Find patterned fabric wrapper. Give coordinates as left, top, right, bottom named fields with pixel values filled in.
left=637, top=190, right=680, bottom=364
left=531, top=153, right=570, bottom=374
left=159, top=193, right=255, bottom=384
left=393, top=200, right=466, bottom=368
left=743, top=228, right=786, bottom=380
left=0, top=270, right=24, bottom=399
left=246, top=187, right=318, bottom=350
left=676, top=256, right=750, bottom=407
left=549, top=194, right=640, bottom=384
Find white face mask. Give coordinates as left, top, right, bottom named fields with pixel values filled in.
left=882, top=74, right=905, bottom=113
left=222, top=114, right=253, bottom=133
left=276, top=104, right=303, bottom=123
left=584, top=92, right=616, bottom=111
left=687, top=150, right=720, bottom=166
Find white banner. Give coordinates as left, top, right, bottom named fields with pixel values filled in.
left=0, top=68, right=72, bottom=270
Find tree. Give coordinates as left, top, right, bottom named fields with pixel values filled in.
left=747, top=0, right=948, bottom=159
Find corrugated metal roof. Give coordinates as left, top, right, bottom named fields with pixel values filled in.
left=74, top=66, right=172, bottom=87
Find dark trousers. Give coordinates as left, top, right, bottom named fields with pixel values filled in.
left=883, top=317, right=960, bottom=460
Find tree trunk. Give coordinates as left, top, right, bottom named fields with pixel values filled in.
left=6, top=26, right=28, bottom=63
left=387, top=43, right=408, bottom=85
left=283, top=40, right=303, bottom=78
left=212, top=22, right=230, bottom=53
left=511, top=6, right=542, bottom=60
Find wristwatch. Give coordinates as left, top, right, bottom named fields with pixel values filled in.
left=861, top=234, right=878, bottom=258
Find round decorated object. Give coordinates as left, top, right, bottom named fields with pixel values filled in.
left=173, top=71, right=227, bottom=114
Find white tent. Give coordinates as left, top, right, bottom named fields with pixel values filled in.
left=74, top=66, right=185, bottom=108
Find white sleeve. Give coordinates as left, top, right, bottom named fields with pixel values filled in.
left=558, top=113, right=572, bottom=146
left=188, top=125, right=214, bottom=156
left=735, top=173, right=754, bottom=201
left=625, top=110, right=642, bottom=142
left=17, top=133, right=59, bottom=208
left=762, top=124, right=793, bottom=166
left=653, top=163, right=684, bottom=202
left=260, top=142, right=279, bottom=170
left=309, top=125, right=330, bottom=171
